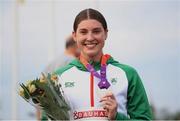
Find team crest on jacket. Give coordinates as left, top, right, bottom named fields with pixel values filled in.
left=110, top=78, right=118, bottom=85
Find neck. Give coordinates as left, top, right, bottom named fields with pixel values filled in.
left=80, top=52, right=103, bottom=63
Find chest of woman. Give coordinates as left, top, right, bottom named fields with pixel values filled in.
left=59, top=64, right=129, bottom=119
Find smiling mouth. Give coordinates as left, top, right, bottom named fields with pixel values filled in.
left=83, top=42, right=98, bottom=49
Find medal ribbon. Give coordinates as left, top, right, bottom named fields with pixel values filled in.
left=80, top=54, right=111, bottom=89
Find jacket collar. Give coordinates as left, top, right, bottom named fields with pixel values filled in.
left=69, top=56, right=116, bottom=71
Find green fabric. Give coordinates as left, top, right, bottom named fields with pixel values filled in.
left=111, top=61, right=153, bottom=120
left=115, top=112, right=130, bottom=120
left=55, top=57, right=114, bottom=74
left=41, top=110, right=48, bottom=120
left=54, top=62, right=75, bottom=75
left=41, top=57, right=153, bottom=120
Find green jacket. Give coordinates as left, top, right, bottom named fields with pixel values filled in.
left=41, top=57, right=153, bottom=120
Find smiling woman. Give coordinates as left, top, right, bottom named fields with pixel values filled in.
left=42, top=8, right=153, bottom=120
left=72, top=9, right=107, bottom=62
left=73, top=19, right=106, bottom=62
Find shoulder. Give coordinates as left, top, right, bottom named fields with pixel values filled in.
left=109, top=57, right=137, bottom=74
left=53, top=62, right=74, bottom=76
left=108, top=57, right=139, bottom=80
left=53, top=58, right=86, bottom=76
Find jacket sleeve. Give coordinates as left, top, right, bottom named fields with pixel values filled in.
left=115, top=68, right=153, bottom=120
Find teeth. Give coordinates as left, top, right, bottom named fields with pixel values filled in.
left=85, top=43, right=97, bottom=45
left=83, top=41, right=98, bottom=48
left=85, top=43, right=97, bottom=48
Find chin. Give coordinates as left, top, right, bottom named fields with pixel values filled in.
left=85, top=51, right=98, bottom=57
left=86, top=50, right=102, bottom=58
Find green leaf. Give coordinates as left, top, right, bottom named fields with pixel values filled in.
left=20, top=84, right=31, bottom=100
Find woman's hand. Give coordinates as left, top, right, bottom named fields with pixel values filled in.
left=99, top=92, right=118, bottom=120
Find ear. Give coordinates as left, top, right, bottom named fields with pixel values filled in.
left=72, top=31, right=77, bottom=42
left=104, top=29, right=108, bottom=40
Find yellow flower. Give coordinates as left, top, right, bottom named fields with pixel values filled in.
left=28, top=84, right=36, bottom=93
left=25, top=80, right=32, bottom=86
left=39, top=75, right=47, bottom=83
left=51, top=74, right=59, bottom=86
left=19, top=86, right=24, bottom=97
left=51, top=74, right=58, bottom=81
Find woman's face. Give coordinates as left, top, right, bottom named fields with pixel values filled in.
left=73, top=19, right=108, bottom=59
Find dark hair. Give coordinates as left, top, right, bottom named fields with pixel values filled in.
left=73, top=8, right=108, bottom=32
left=65, top=35, right=76, bottom=49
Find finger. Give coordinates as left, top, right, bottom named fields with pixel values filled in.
left=103, top=107, right=108, bottom=113
left=101, top=92, right=113, bottom=98
left=101, top=100, right=112, bottom=106
left=102, top=92, right=116, bottom=100
left=100, top=97, right=116, bottom=105
left=107, top=97, right=116, bottom=104
left=103, top=103, right=115, bottom=111
left=103, top=104, right=110, bottom=110
left=99, top=97, right=108, bottom=102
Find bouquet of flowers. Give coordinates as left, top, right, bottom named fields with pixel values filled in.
left=18, top=73, right=70, bottom=120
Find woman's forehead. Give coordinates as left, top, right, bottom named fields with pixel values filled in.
left=77, top=19, right=104, bottom=30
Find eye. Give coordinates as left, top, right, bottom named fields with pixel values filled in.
left=93, top=30, right=101, bottom=34
left=79, top=29, right=87, bottom=35
left=92, top=28, right=102, bottom=34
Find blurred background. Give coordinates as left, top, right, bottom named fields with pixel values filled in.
left=0, top=0, right=179, bottom=120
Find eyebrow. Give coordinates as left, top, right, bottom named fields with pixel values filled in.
left=93, top=28, right=102, bottom=31
left=79, top=27, right=102, bottom=31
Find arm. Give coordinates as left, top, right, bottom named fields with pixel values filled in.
left=116, top=69, right=153, bottom=120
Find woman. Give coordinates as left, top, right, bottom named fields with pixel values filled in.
left=42, top=8, right=152, bottom=120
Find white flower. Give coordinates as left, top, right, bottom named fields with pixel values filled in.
left=40, top=76, right=46, bottom=83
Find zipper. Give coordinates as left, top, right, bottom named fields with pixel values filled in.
left=90, top=73, right=94, bottom=107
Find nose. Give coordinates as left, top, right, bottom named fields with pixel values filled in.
left=86, top=32, right=94, bottom=41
